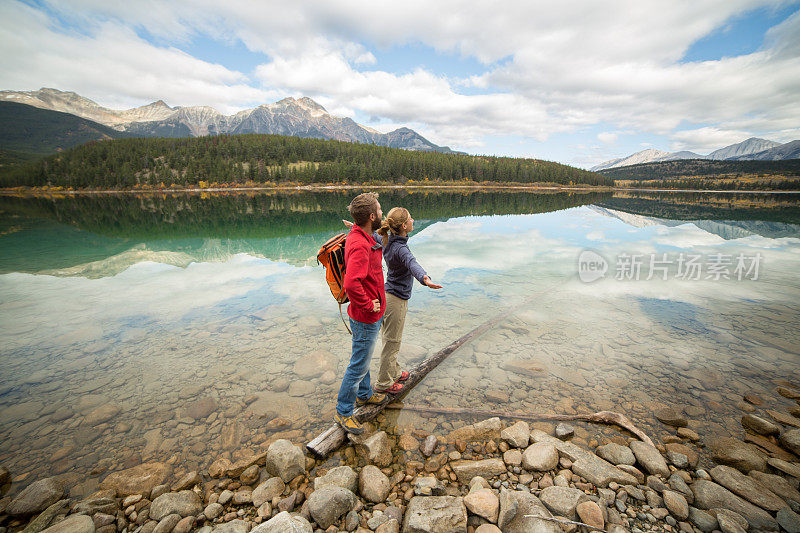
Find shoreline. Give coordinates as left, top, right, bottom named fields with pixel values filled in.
left=1, top=184, right=799, bottom=197
left=1, top=384, right=798, bottom=533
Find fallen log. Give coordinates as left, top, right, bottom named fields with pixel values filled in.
left=383, top=403, right=654, bottom=447
left=306, top=310, right=503, bottom=457
left=306, top=276, right=572, bottom=457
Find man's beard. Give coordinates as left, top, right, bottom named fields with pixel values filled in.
left=370, top=216, right=382, bottom=232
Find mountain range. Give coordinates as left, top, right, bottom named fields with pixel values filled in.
left=591, top=137, right=799, bottom=171
left=0, top=87, right=454, bottom=153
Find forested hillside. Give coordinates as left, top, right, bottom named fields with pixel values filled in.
left=599, top=158, right=800, bottom=180
left=0, top=133, right=611, bottom=188
left=0, top=101, right=128, bottom=156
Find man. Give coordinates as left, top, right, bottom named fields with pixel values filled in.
left=334, top=192, right=386, bottom=434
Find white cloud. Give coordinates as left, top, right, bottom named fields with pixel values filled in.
left=597, top=132, right=618, bottom=144
left=3, top=0, right=799, bottom=152
left=0, top=1, right=276, bottom=112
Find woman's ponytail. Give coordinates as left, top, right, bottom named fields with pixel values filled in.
left=376, top=219, right=391, bottom=247
left=376, top=207, right=411, bottom=247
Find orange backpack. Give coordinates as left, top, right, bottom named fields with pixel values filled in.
left=317, top=233, right=351, bottom=333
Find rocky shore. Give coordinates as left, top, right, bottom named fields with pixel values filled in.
left=1, top=383, right=800, bottom=533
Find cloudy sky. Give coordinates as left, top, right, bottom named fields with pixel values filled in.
left=2, top=0, right=799, bottom=168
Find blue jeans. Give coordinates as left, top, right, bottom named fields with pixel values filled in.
left=336, top=316, right=382, bottom=417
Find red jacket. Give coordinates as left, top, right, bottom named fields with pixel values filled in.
left=344, top=224, right=385, bottom=323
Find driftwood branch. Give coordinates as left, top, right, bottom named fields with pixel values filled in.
left=384, top=403, right=654, bottom=447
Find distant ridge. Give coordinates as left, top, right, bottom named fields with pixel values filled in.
left=0, top=88, right=455, bottom=154
left=591, top=137, right=796, bottom=171
left=0, top=101, right=128, bottom=155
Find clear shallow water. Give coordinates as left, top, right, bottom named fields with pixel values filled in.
left=0, top=189, right=799, bottom=497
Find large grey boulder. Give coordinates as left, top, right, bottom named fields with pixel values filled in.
left=149, top=490, right=203, bottom=520
left=709, top=465, right=785, bottom=511
left=539, top=486, right=588, bottom=520
left=595, top=443, right=635, bottom=465
left=314, top=465, right=357, bottom=493
left=359, top=465, right=391, bottom=503
left=40, top=514, right=95, bottom=533
left=402, top=496, right=467, bottom=533
left=20, top=499, right=69, bottom=533
left=691, top=479, right=778, bottom=530
left=307, top=485, right=357, bottom=529
left=497, top=489, right=561, bottom=533
left=252, top=477, right=285, bottom=507
left=529, top=430, right=636, bottom=487
left=629, top=441, right=670, bottom=477
left=265, top=439, right=305, bottom=482
left=251, top=511, right=312, bottom=533
left=521, top=443, right=558, bottom=472
left=6, top=478, right=64, bottom=516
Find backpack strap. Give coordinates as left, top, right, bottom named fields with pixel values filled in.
left=339, top=302, right=352, bottom=335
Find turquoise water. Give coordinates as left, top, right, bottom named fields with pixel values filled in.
left=0, top=189, right=798, bottom=496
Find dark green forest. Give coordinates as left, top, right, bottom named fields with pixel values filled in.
left=0, top=101, right=128, bottom=156
left=0, top=133, right=612, bottom=188
left=600, top=158, right=800, bottom=180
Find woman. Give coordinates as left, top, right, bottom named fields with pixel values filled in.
left=346, top=207, right=442, bottom=395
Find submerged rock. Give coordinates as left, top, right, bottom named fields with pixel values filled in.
left=99, top=462, right=172, bottom=497
left=708, top=437, right=767, bottom=473
left=741, top=414, right=780, bottom=436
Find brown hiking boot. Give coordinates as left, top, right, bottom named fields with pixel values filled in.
left=334, top=413, right=364, bottom=435
left=356, top=391, right=387, bottom=407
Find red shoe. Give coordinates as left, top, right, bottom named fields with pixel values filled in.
left=375, top=381, right=404, bottom=394
left=396, top=371, right=410, bottom=383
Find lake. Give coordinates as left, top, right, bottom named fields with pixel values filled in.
left=0, top=188, right=799, bottom=498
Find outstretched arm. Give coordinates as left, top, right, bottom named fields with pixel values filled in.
left=400, top=245, right=442, bottom=289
